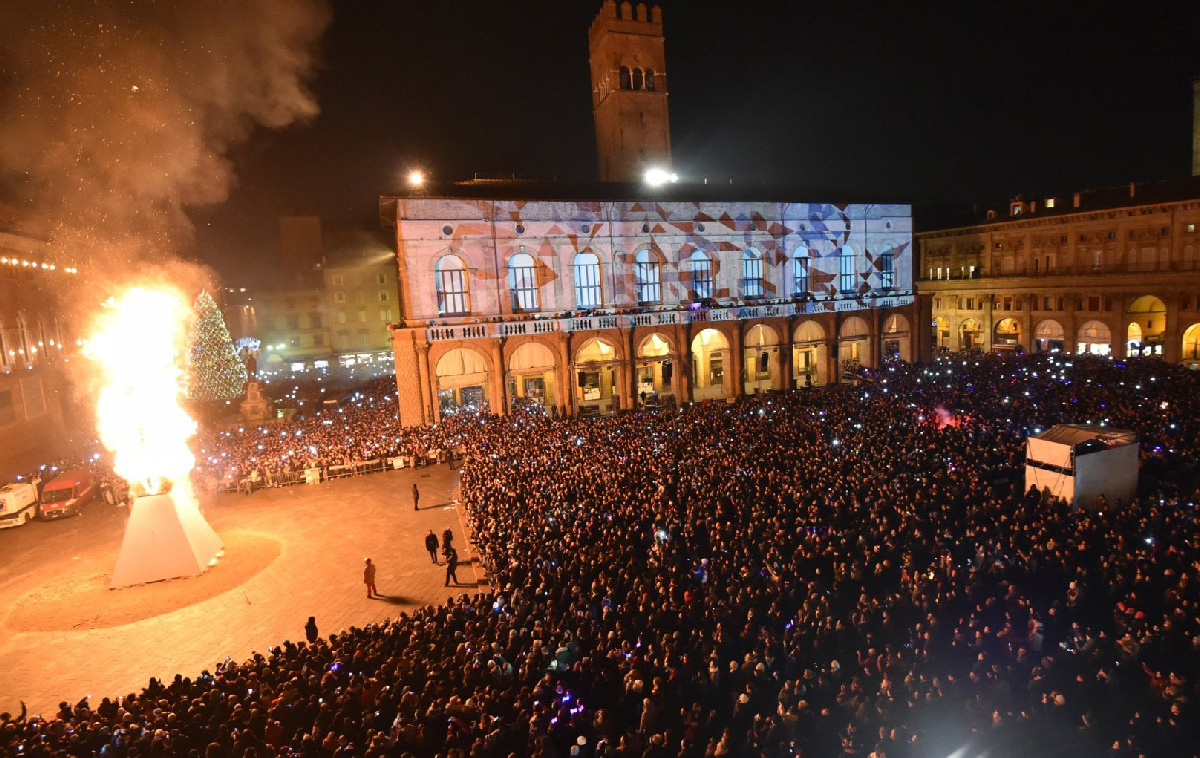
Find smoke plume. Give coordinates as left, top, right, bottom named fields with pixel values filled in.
left=0, top=0, right=331, bottom=271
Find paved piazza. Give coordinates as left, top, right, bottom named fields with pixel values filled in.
left=0, top=464, right=473, bottom=717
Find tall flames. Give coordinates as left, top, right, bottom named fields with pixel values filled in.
left=86, top=285, right=196, bottom=496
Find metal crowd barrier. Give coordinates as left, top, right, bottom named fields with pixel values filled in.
left=214, top=457, right=413, bottom=495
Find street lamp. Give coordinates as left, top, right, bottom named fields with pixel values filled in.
left=644, top=167, right=678, bottom=187
left=407, top=169, right=425, bottom=188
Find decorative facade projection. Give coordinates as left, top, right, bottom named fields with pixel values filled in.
left=381, top=187, right=920, bottom=425
left=918, top=178, right=1200, bottom=364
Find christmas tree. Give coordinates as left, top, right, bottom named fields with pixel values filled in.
left=187, top=289, right=248, bottom=401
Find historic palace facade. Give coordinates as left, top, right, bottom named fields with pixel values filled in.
left=918, top=178, right=1200, bottom=364
left=382, top=187, right=919, bottom=425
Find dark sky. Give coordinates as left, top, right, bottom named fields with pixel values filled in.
left=190, top=0, right=1200, bottom=283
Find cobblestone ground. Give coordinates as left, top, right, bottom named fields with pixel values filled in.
left=0, top=463, right=473, bottom=717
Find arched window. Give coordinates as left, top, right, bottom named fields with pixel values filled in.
left=508, top=252, right=538, bottom=311
left=634, top=249, right=661, bottom=304
left=645, top=69, right=656, bottom=91
left=435, top=256, right=470, bottom=315
left=839, top=246, right=856, bottom=294
left=15, top=316, right=30, bottom=364
left=573, top=252, right=602, bottom=308
left=619, top=66, right=632, bottom=90
left=741, top=248, right=764, bottom=298
left=36, top=319, right=48, bottom=356
left=879, top=246, right=895, bottom=290
left=632, top=67, right=644, bottom=90
left=689, top=251, right=713, bottom=300
left=793, top=251, right=810, bottom=295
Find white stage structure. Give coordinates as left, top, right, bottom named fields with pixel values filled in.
left=1025, top=425, right=1138, bottom=507
left=110, top=488, right=223, bottom=589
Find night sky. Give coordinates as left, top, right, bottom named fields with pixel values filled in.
left=190, top=0, right=1200, bottom=282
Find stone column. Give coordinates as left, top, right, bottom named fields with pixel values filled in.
left=1113, top=294, right=1129, bottom=359
left=1164, top=293, right=1182, bottom=363
left=729, top=325, right=743, bottom=399
left=491, top=340, right=507, bottom=415
left=559, top=331, right=573, bottom=414
left=782, top=317, right=794, bottom=390
left=417, top=342, right=434, bottom=425
left=680, top=322, right=693, bottom=403
left=616, top=360, right=632, bottom=411
left=558, top=333, right=574, bottom=417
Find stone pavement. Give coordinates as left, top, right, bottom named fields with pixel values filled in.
left=0, top=463, right=474, bottom=717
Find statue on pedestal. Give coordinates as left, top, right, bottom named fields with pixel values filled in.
left=240, top=354, right=268, bottom=421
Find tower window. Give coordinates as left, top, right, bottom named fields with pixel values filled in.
left=632, top=67, right=644, bottom=90
left=645, top=69, right=656, bottom=91
left=619, top=66, right=631, bottom=90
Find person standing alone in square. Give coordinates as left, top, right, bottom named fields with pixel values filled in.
left=363, top=557, right=377, bottom=598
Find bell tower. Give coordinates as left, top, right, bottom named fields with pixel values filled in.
left=589, top=1, right=671, bottom=182
left=1193, top=75, right=1200, bottom=176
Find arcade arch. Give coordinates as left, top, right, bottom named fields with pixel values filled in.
left=838, top=316, right=871, bottom=374
left=994, top=318, right=1021, bottom=351
left=1077, top=320, right=1112, bottom=356
left=691, top=328, right=731, bottom=401
left=1126, top=295, right=1166, bottom=357
left=1033, top=319, right=1065, bottom=354
left=793, top=320, right=827, bottom=387
left=882, top=313, right=911, bottom=361
left=959, top=318, right=983, bottom=351
left=933, top=316, right=950, bottom=350
left=635, top=332, right=675, bottom=406
left=435, top=347, right=490, bottom=414
left=743, top=323, right=782, bottom=394
left=1182, top=323, right=1200, bottom=362
left=507, top=342, right=557, bottom=413
left=575, top=337, right=621, bottom=415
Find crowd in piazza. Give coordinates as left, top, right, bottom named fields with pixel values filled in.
left=2, top=353, right=1199, bottom=757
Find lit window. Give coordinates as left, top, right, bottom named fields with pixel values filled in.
left=508, top=252, right=538, bottom=311
left=741, top=249, right=764, bottom=298
left=635, top=249, right=661, bottom=304
left=689, top=251, right=713, bottom=300
left=573, top=252, right=602, bottom=308
left=436, top=256, right=470, bottom=315
left=839, top=247, right=856, bottom=293
left=794, top=253, right=810, bottom=295
left=879, top=247, right=894, bottom=289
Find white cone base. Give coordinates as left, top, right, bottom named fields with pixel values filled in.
left=110, top=491, right=223, bottom=589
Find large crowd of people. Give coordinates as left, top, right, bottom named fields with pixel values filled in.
left=3, top=353, right=1200, bottom=757
left=187, top=384, right=473, bottom=492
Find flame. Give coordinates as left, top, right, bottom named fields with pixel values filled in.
left=86, top=285, right=196, bottom=495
